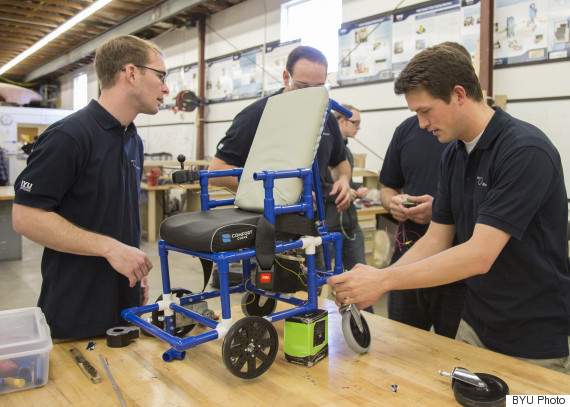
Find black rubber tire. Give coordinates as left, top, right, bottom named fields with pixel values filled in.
left=341, top=310, right=371, bottom=354
left=452, top=373, right=509, bottom=407
left=222, top=316, right=278, bottom=379
left=240, top=292, right=278, bottom=317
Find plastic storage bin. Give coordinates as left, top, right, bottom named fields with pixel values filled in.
left=0, top=307, right=53, bottom=394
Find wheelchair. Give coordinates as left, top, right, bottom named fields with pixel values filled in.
left=122, top=87, right=371, bottom=379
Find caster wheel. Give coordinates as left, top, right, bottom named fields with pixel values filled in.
left=151, top=288, right=195, bottom=337
left=222, top=316, right=278, bottom=379
left=342, top=310, right=371, bottom=354
left=453, top=373, right=509, bottom=407
left=240, top=292, right=277, bottom=317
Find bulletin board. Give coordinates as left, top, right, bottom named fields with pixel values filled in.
left=337, top=14, right=393, bottom=85
left=205, top=46, right=263, bottom=103
left=494, top=0, right=570, bottom=66
left=162, top=0, right=569, bottom=104
left=264, top=40, right=301, bottom=93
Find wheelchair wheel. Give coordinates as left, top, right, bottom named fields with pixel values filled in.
left=151, top=288, right=195, bottom=337
left=222, top=316, right=278, bottom=379
left=240, top=292, right=277, bottom=317
left=342, top=311, right=371, bottom=354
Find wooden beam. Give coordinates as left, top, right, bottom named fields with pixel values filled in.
left=197, top=15, right=206, bottom=161
left=479, top=0, right=494, bottom=105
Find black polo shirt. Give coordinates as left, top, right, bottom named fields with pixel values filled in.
left=380, top=115, right=448, bottom=252
left=432, top=107, right=570, bottom=359
left=14, top=99, right=144, bottom=339
left=215, top=88, right=346, bottom=192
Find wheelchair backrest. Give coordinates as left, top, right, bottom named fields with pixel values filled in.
left=234, top=87, right=330, bottom=212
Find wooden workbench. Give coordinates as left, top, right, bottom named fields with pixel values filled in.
left=3, top=299, right=568, bottom=406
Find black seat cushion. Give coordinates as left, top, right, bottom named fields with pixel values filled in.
left=160, top=208, right=262, bottom=252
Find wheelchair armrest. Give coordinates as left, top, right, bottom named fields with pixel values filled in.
left=202, top=168, right=244, bottom=180
left=172, top=169, right=200, bottom=184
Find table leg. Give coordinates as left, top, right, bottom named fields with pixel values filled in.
left=148, top=189, right=156, bottom=243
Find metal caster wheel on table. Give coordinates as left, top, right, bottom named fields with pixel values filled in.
left=240, top=292, right=277, bottom=317
left=222, top=316, right=278, bottom=379
left=439, top=367, right=509, bottom=407
left=340, top=303, right=371, bottom=354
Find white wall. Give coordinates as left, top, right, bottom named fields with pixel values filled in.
left=0, top=105, right=74, bottom=184
left=57, top=0, right=570, bottom=184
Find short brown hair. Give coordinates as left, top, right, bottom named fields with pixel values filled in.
left=394, top=43, right=483, bottom=103
left=94, top=35, right=163, bottom=90
left=334, top=104, right=359, bottom=120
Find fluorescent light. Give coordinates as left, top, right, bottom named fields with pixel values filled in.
left=0, top=0, right=114, bottom=77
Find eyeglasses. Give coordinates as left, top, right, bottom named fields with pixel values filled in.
left=122, top=64, right=167, bottom=84
left=348, top=120, right=361, bottom=126
left=287, top=71, right=331, bottom=91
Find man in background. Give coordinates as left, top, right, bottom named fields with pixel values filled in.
left=325, top=105, right=368, bottom=271
left=208, top=46, right=352, bottom=214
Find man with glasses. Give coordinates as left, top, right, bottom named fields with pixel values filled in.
left=324, top=105, right=368, bottom=271
left=13, top=34, right=169, bottom=340
left=209, top=45, right=352, bottom=216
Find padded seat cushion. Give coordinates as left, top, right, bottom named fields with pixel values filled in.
left=160, top=209, right=262, bottom=252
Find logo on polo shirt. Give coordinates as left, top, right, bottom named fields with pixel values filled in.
left=477, top=176, right=488, bottom=187
left=19, top=180, right=33, bottom=192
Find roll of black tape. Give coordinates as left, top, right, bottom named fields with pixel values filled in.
left=106, top=326, right=140, bottom=348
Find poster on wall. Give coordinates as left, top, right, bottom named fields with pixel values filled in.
left=162, top=67, right=183, bottom=110
left=391, top=0, right=463, bottom=75
left=461, top=0, right=482, bottom=56
left=264, top=40, right=301, bottom=93
left=494, top=0, right=548, bottom=65
left=336, top=15, right=393, bottom=85
left=182, top=64, right=199, bottom=93
left=160, top=64, right=199, bottom=110
left=206, top=47, right=263, bottom=103
left=547, top=0, right=570, bottom=60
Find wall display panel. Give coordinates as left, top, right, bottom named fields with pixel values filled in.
left=461, top=0, right=482, bottom=55
left=160, top=64, right=198, bottom=111
left=337, top=15, right=393, bottom=85
left=547, top=0, right=570, bottom=60
left=264, top=40, right=300, bottom=93
left=494, top=0, right=549, bottom=65
left=391, top=0, right=463, bottom=75
left=206, top=47, right=263, bottom=103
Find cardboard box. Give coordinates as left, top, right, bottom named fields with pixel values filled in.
left=284, top=309, right=328, bottom=367
left=0, top=307, right=52, bottom=394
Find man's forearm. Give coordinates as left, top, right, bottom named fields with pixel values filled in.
left=13, top=204, right=116, bottom=258
left=385, top=224, right=508, bottom=291
left=208, top=157, right=239, bottom=192
left=379, top=186, right=401, bottom=210
left=331, top=159, right=351, bottom=183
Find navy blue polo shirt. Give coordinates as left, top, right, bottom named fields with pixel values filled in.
left=14, top=100, right=144, bottom=339
left=215, top=88, right=346, bottom=189
left=432, top=107, right=570, bottom=359
left=380, top=116, right=448, bottom=248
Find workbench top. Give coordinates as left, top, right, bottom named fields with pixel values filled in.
left=0, top=186, right=15, bottom=200
left=4, top=299, right=568, bottom=406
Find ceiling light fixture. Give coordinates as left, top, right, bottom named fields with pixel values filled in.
left=0, top=0, right=114, bottom=77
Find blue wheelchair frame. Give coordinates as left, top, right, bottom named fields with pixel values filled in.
left=122, top=99, right=351, bottom=376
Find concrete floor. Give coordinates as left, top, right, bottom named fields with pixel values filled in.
left=0, top=237, right=388, bottom=316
